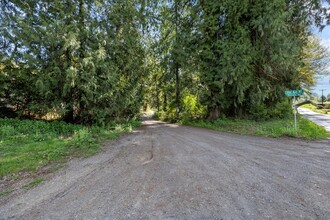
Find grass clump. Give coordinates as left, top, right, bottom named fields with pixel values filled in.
left=0, top=188, right=15, bottom=197
left=22, top=178, right=44, bottom=190
left=184, top=116, right=328, bottom=140
left=0, top=118, right=140, bottom=178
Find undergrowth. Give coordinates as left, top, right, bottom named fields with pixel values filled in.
left=184, top=116, right=329, bottom=140
left=0, top=118, right=140, bottom=178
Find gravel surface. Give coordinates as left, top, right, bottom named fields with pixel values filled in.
left=1, top=120, right=330, bottom=219
left=298, top=107, right=330, bottom=132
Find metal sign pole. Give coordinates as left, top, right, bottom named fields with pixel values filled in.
left=294, top=96, right=297, bottom=129
left=284, top=90, right=303, bottom=129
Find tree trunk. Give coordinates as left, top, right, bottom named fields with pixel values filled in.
left=163, top=93, right=167, bottom=111
left=208, top=105, right=220, bottom=120
left=156, top=88, right=160, bottom=111
left=63, top=109, right=74, bottom=123
left=237, top=106, right=244, bottom=118
left=174, top=0, right=180, bottom=116
left=175, top=63, right=180, bottom=114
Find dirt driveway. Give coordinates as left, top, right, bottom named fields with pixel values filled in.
left=1, top=120, right=330, bottom=219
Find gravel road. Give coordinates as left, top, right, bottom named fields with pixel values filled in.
left=298, top=107, right=330, bottom=132
left=1, top=120, right=330, bottom=219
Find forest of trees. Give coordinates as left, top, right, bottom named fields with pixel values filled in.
left=1, top=0, right=330, bottom=124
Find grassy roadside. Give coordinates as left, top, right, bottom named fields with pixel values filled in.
left=0, top=118, right=140, bottom=179
left=184, top=116, right=329, bottom=140
left=300, top=103, right=329, bottom=115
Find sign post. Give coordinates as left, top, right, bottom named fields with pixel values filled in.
left=285, top=90, right=303, bottom=129
left=293, top=95, right=297, bottom=129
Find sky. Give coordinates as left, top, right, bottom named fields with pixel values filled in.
left=312, top=26, right=330, bottom=97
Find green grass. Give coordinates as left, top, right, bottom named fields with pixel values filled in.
left=301, top=104, right=329, bottom=114
left=22, top=178, right=44, bottom=190
left=0, top=188, right=15, bottom=196
left=184, top=116, right=329, bottom=140
left=0, top=118, right=140, bottom=178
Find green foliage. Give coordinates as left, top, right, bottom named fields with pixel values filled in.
left=0, top=118, right=140, bottom=178
left=1, top=0, right=330, bottom=123
left=0, top=1, right=146, bottom=124
left=152, top=92, right=207, bottom=122
left=185, top=116, right=329, bottom=140
left=297, top=36, right=330, bottom=89
left=144, top=0, right=330, bottom=121
left=297, top=117, right=328, bottom=139
left=248, top=99, right=292, bottom=120
left=158, top=107, right=178, bottom=123
left=152, top=110, right=165, bottom=121
left=248, top=103, right=270, bottom=120
left=22, top=178, right=44, bottom=190
left=0, top=189, right=15, bottom=197
left=195, top=0, right=309, bottom=118
left=272, top=100, right=293, bottom=118
left=180, top=93, right=207, bottom=122
left=301, top=103, right=330, bottom=114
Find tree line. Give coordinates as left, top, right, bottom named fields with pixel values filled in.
left=0, top=0, right=329, bottom=124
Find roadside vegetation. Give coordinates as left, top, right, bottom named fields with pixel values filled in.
left=300, top=103, right=330, bottom=115
left=184, top=117, right=328, bottom=140
left=153, top=99, right=329, bottom=140
left=1, top=1, right=330, bottom=126
left=1, top=1, right=330, bottom=187
left=22, top=178, right=44, bottom=190
left=0, top=118, right=140, bottom=179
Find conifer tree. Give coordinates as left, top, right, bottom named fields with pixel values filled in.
left=0, top=0, right=147, bottom=123
left=1, top=0, right=330, bottom=122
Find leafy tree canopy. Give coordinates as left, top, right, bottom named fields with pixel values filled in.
left=1, top=0, right=330, bottom=123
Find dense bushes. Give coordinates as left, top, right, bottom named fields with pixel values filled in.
left=153, top=93, right=207, bottom=122
left=248, top=100, right=293, bottom=120
left=155, top=98, right=293, bottom=122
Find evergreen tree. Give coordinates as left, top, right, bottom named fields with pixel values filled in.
left=192, top=0, right=330, bottom=119
left=0, top=0, right=147, bottom=123
left=1, top=0, right=329, bottom=122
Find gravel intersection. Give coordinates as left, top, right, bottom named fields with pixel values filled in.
left=1, top=120, right=330, bottom=219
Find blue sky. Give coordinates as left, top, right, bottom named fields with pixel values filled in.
left=312, top=26, right=330, bottom=96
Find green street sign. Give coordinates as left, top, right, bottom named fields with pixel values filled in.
left=285, top=90, right=304, bottom=97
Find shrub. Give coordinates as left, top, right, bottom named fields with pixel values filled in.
left=180, top=94, right=207, bottom=122
left=249, top=100, right=292, bottom=120
left=270, top=100, right=292, bottom=119
left=153, top=110, right=167, bottom=121
left=248, top=103, right=270, bottom=120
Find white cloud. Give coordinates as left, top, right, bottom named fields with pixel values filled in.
left=321, top=38, right=330, bottom=49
